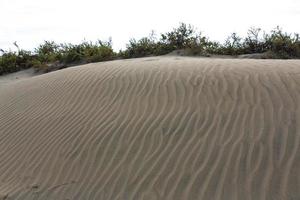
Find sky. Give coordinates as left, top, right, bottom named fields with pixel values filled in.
left=0, top=0, right=299, bottom=51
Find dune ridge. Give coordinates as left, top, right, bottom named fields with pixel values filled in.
left=0, top=57, right=300, bottom=200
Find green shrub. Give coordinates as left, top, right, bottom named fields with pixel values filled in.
left=61, top=40, right=114, bottom=64
left=122, top=37, right=156, bottom=58
left=0, top=52, right=18, bottom=74
left=35, top=41, right=62, bottom=64
left=121, top=23, right=201, bottom=58
left=1, top=24, right=300, bottom=76
left=244, top=27, right=266, bottom=54
left=82, top=40, right=115, bottom=62
left=60, top=43, right=85, bottom=63
left=161, top=23, right=197, bottom=49
left=221, top=33, right=244, bottom=55
left=16, top=50, right=36, bottom=69
left=264, top=26, right=300, bottom=58
left=152, top=42, right=175, bottom=55
left=0, top=48, right=39, bottom=74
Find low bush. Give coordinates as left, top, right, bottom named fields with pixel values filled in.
left=1, top=24, right=299, bottom=75
left=0, top=52, right=18, bottom=74
left=60, top=40, right=114, bottom=64
left=243, top=27, right=267, bottom=54
left=264, top=27, right=300, bottom=58
left=120, top=23, right=200, bottom=58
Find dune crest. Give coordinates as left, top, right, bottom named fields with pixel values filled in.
left=0, top=57, right=300, bottom=200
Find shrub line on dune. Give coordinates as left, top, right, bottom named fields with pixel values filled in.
left=1, top=23, right=300, bottom=75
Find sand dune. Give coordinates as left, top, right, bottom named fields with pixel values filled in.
left=0, top=57, right=300, bottom=200
left=0, top=68, right=38, bottom=88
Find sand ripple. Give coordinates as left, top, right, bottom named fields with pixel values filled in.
left=0, top=57, right=300, bottom=200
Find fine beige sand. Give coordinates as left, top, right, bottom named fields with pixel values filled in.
left=0, top=57, right=300, bottom=200
left=0, top=68, right=38, bottom=88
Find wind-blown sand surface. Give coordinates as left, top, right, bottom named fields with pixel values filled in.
left=0, top=68, right=38, bottom=88
left=0, top=57, right=300, bottom=200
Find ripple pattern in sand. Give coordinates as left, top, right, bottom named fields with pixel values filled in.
left=0, top=57, right=300, bottom=200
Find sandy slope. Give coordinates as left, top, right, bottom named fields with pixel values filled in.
left=0, top=68, right=38, bottom=88
left=0, top=57, right=300, bottom=200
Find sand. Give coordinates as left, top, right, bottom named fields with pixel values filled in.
left=0, top=56, right=299, bottom=200
left=0, top=68, right=39, bottom=88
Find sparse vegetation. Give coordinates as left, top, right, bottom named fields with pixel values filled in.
left=1, top=23, right=300, bottom=75
left=120, top=23, right=300, bottom=59
left=0, top=40, right=115, bottom=74
left=60, top=40, right=115, bottom=64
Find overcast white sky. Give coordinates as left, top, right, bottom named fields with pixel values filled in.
left=0, top=0, right=299, bottom=51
